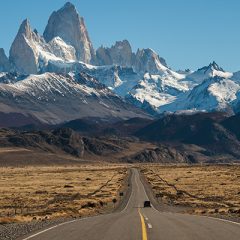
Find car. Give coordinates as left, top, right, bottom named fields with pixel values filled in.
left=143, top=201, right=151, bottom=208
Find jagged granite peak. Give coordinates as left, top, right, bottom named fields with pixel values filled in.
left=9, top=19, right=40, bottom=74
left=63, top=1, right=76, bottom=10
left=96, top=46, right=112, bottom=66
left=210, top=61, right=224, bottom=71
left=17, top=18, right=31, bottom=36
left=184, top=76, right=240, bottom=111
left=0, top=48, right=10, bottom=72
left=133, top=48, right=168, bottom=74
left=186, top=61, right=233, bottom=86
left=96, top=40, right=134, bottom=67
left=10, top=18, right=78, bottom=74
left=43, top=2, right=95, bottom=64
left=198, top=61, right=225, bottom=73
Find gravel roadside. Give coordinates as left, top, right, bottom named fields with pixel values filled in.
left=0, top=218, right=73, bottom=240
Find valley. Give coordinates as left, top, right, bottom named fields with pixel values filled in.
left=0, top=164, right=239, bottom=240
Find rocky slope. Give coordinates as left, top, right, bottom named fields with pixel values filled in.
left=135, top=112, right=240, bottom=161
left=121, top=145, right=190, bottom=164
left=0, top=72, right=148, bottom=125
left=0, top=49, right=10, bottom=72
left=0, top=128, right=125, bottom=158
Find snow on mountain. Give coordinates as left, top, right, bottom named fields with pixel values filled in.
left=185, top=61, right=233, bottom=87
left=1, top=1, right=240, bottom=121
left=0, top=73, right=99, bottom=97
left=9, top=1, right=97, bottom=75
left=9, top=19, right=39, bottom=74
left=78, top=64, right=141, bottom=97
left=0, top=72, right=148, bottom=124
left=83, top=47, right=189, bottom=109
left=48, top=37, right=77, bottom=62
left=122, top=61, right=240, bottom=114
left=127, top=73, right=188, bottom=110
left=44, top=56, right=239, bottom=116
left=0, top=72, right=7, bottom=78
left=188, top=77, right=240, bottom=111
left=159, top=76, right=240, bottom=113
left=9, top=19, right=77, bottom=74
left=134, top=48, right=170, bottom=75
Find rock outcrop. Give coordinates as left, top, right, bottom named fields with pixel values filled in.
left=133, top=48, right=168, bottom=74
left=96, top=40, right=134, bottom=67
left=121, top=145, right=190, bottom=163
left=0, top=48, right=10, bottom=72
left=9, top=18, right=78, bottom=74
left=96, top=41, right=168, bottom=76
left=9, top=19, right=40, bottom=74
left=43, top=2, right=95, bottom=64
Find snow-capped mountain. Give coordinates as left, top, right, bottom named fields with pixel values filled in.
left=185, top=61, right=233, bottom=87
left=0, top=72, right=147, bottom=124
left=123, top=61, right=240, bottom=114
left=0, top=1, right=240, bottom=126
left=9, top=18, right=78, bottom=75
left=186, top=77, right=240, bottom=111
left=126, top=73, right=188, bottom=111
left=159, top=75, right=240, bottom=114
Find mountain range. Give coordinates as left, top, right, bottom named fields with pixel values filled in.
left=1, top=111, right=240, bottom=165
left=0, top=2, right=240, bottom=126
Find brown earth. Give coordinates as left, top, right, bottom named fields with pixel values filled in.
left=0, top=165, right=128, bottom=224
left=141, top=165, right=240, bottom=219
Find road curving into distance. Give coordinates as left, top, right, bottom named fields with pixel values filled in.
left=20, top=169, right=240, bottom=240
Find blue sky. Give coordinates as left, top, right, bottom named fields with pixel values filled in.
left=1, top=0, right=240, bottom=72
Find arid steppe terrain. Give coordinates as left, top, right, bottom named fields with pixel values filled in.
left=0, top=165, right=127, bottom=224
left=141, top=165, right=240, bottom=219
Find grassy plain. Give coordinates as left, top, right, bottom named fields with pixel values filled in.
left=141, top=165, right=240, bottom=217
left=0, top=165, right=127, bottom=223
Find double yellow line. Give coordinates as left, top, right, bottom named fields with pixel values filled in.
left=138, top=209, right=148, bottom=240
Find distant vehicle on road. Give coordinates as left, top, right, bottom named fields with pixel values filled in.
left=144, top=200, right=151, bottom=208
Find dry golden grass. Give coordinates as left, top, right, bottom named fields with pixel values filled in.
left=141, top=165, right=240, bottom=217
left=0, top=165, right=127, bottom=223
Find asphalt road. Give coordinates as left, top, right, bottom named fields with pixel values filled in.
left=21, top=168, right=240, bottom=240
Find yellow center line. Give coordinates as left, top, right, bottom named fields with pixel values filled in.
left=138, top=209, right=148, bottom=240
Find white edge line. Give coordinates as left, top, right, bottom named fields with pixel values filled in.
left=22, top=220, right=78, bottom=240
left=122, top=170, right=134, bottom=213
left=165, top=212, right=240, bottom=227
left=22, top=169, right=134, bottom=240
left=204, top=216, right=240, bottom=226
